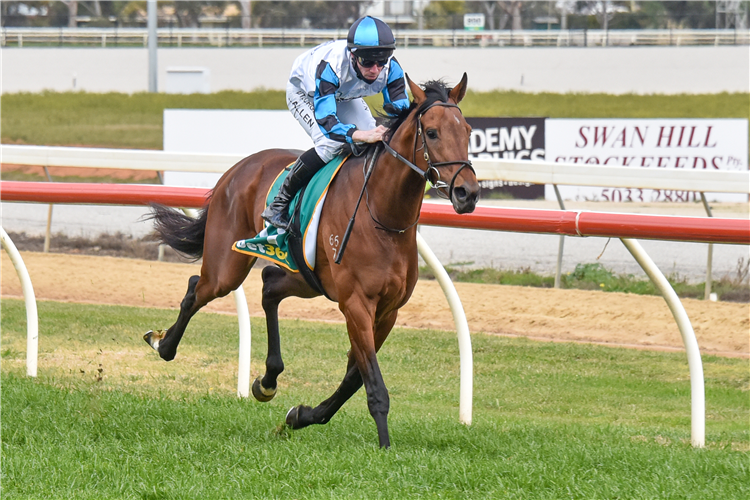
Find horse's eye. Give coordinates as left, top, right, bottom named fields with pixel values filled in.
left=426, top=129, right=438, bottom=140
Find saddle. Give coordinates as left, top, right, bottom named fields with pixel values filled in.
left=232, top=154, right=350, bottom=297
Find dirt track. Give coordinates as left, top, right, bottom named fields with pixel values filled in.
left=2, top=252, right=748, bottom=358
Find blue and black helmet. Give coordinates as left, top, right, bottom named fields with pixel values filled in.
left=347, top=16, right=396, bottom=60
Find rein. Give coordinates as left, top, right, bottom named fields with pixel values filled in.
left=381, top=101, right=475, bottom=202
left=338, top=99, right=476, bottom=245
left=364, top=155, right=421, bottom=234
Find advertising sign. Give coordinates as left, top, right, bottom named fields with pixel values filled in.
left=163, top=111, right=548, bottom=199
left=463, top=13, right=485, bottom=31
left=163, top=109, right=312, bottom=187
left=466, top=117, right=546, bottom=199
left=545, top=118, right=748, bottom=202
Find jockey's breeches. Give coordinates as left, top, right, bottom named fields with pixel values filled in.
left=286, top=83, right=376, bottom=163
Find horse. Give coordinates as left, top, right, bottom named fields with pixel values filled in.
left=143, top=74, right=480, bottom=448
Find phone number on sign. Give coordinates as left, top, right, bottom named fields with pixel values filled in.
left=600, top=188, right=703, bottom=202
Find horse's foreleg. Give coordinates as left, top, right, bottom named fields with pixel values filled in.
left=286, top=352, right=362, bottom=428
left=286, top=310, right=398, bottom=432
left=347, top=306, right=396, bottom=448
left=252, top=265, right=318, bottom=402
left=286, top=304, right=398, bottom=448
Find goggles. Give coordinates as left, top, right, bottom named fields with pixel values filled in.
left=356, top=56, right=387, bottom=69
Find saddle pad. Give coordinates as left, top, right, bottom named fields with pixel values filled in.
left=231, top=154, right=348, bottom=272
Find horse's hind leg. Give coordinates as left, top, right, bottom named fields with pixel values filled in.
left=252, top=265, right=319, bottom=402
left=144, top=274, right=203, bottom=361
left=145, top=253, right=256, bottom=362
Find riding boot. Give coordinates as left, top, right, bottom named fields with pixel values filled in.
left=261, top=149, right=326, bottom=231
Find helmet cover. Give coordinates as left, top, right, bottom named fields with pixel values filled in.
left=347, top=16, right=396, bottom=54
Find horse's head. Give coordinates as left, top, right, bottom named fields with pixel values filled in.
left=403, top=73, right=480, bottom=214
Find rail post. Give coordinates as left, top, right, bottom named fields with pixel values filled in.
left=620, top=238, right=705, bottom=448
left=42, top=166, right=54, bottom=253
left=234, top=285, right=251, bottom=398
left=417, top=232, right=473, bottom=425
left=700, top=193, right=714, bottom=300
left=552, top=184, right=566, bottom=289
left=1, top=228, right=39, bottom=377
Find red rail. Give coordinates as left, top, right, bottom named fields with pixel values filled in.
left=2, top=181, right=748, bottom=245
left=0, top=181, right=211, bottom=208
left=419, top=203, right=750, bottom=245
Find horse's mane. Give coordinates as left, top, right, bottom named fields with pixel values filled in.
left=354, top=79, right=452, bottom=157
left=381, top=79, right=453, bottom=142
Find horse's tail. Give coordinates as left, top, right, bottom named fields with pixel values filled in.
left=145, top=203, right=208, bottom=260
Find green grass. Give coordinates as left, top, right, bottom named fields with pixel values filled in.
left=459, top=90, right=750, bottom=120
left=0, top=90, right=287, bottom=150
left=2, top=90, right=747, bottom=150
left=421, top=261, right=750, bottom=302
left=2, top=299, right=748, bottom=499
left=0, top=168, right=161, bottom=184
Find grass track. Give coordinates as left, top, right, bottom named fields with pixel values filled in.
left=2, top=299, right=748, bottom=499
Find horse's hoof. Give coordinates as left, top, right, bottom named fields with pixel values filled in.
left=252, top=376, right=277, bottom=402
left=285, top=406, right=301, bottom=428
left=285, top=405, right=313, bottom=429
left=143, top=330, right=174, bottom=360
left=143, top=329, right=165, bottom=351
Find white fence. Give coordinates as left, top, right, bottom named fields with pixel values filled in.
left=3, top=144, right=746, bottom=290
left=2, top=27, right=748, bottom=48
left=2, top=144, right=749, bottom=448
left=3, top=144, right=747, bottom=194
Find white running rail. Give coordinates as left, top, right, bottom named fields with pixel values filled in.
left=5, top=144, right=748, bottom=446
left=1, top=228, right=39, bottom=377
left=2, top=145, right=747, bottom=194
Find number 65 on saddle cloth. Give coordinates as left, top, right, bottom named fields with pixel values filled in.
left=232, top=154, right=349, bottom=272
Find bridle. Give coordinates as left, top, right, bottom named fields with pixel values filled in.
left=381, top=101, right=475, bottom=201
left=333, top=96, right=479, bottom=260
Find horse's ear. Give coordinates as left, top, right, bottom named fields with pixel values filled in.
left=406, top=74, right=426, bottom=104
left=448, top=73, right=468, bottom=104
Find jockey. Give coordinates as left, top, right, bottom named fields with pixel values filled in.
left=261, top=15, right=411, bottom=231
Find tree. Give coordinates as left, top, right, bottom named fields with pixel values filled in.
left=498, top=1, right=522, bottom=30
left=250, top=1, right=366, bottom=29
left=423, top=0, right=465, bottom=29
left=557, top=0, right=576, bottom=29
left=63, top=0, right=77, bottom=27
left=173, top=1, right=204, bottom=27
left=70, top=0, right=104, bottom=17
left=1, top=2, right=54, bottom=27
left=577, top=1, right=620, bottom=29
left=661, top=1, right=717, bottom=29
left=463, top=1, right=514, bottom=31
left=239, top=0, right=251, bottom=29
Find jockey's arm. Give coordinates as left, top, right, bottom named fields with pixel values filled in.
left=350, top=59, right=408, bottom=144
left=313, top=61, right=357, bottom=143
left=381, top=58, right=410, bottom=115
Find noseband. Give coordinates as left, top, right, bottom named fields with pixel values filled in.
left=382, top=101, right=475, bottom=201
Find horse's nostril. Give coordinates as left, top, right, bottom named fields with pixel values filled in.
left=454, top=187, right=468, bottom=201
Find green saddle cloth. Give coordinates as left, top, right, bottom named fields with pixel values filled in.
left=232, top=154, right=348, bottom=272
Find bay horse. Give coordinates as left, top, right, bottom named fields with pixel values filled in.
left=144, top=74, right=480, bottom=448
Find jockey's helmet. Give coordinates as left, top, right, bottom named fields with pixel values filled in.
left=347, top=16, right=396, bottom=61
